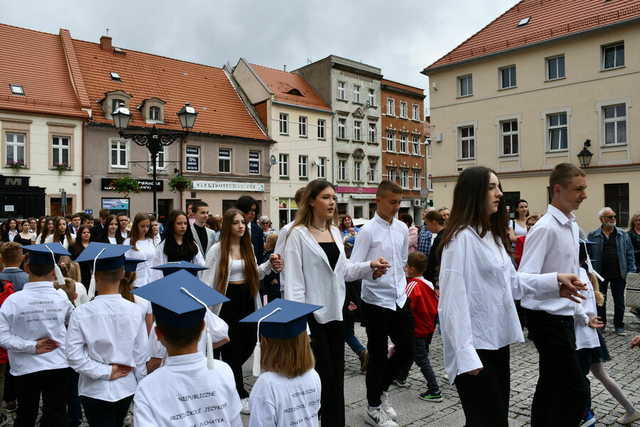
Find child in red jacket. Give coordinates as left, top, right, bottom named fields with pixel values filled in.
left=405, top=252, right=442, bottom=402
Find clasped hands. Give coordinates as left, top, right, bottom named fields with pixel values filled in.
left=370, top=257, right=390, bottom=279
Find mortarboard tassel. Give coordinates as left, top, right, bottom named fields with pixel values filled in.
left=252, top=307, right=282, bottom=377
left=45, top=245, right=65, bottom=286
left=583, top=241, right=605, bottom=282
left=88, top=248, right=107, bottom=299
left=180, top=287, right=217, bottom=370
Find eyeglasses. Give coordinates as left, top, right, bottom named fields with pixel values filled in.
left=603, top=215, right=617, bottom=219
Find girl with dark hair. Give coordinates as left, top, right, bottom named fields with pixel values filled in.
left=438, top=166, right=583, bottom=427
left=508, top=199, right=530, bottom=243
left=202, top=208, right=281, bottom=414
left=14, top=221, right=35, bottom=246
left=69, top=225, right=93, bottom=291
left=46, top=217, right=73, bottom=249
left=36, top=217, right=55, bottom=244
left=2, top=219, right=18, bottom=242
left=153, top=210, right=204, bottom=269
left=124, top=214, right=157, bottom=287
left=95, top=215, right=124, bottom=244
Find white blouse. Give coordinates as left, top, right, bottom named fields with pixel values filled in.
left=438, top=227, right=559, bottom=382
left=575, top=268, right=599, bottom=350
left=125, top=239, right=159, bottom=288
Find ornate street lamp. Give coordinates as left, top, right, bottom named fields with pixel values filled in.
left=577, top=139, right=593, bottom=169
left=112, top=103, right=197, bottom=216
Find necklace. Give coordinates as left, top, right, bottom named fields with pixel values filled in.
left=310, top=224, right=327, bottom=232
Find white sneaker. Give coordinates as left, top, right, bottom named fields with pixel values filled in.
left=617, top=411, right=640, bottom=425
left=381, top=391, right=397, bottom=420
left=241, top=397, right=250, bottom=415
left=366, top=406, right=399, bottom=427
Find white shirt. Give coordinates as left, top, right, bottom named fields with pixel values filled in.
left=7, top=230, right=17, bottom=242
left=134, top=295, right=152, bottom=316
left=0, top=281, right=72, bottom=375
left=438, top=227, right=559, bottom=382
left=519, top=205, right=587, bottom=319
left=283, top=226, right=371, bottom=324
left=351, top=213, right=409, bottom=310
left=125, top=239, right=158, bottom=288
left=575, top=268, right=600, bottom=350
left=274, top=221, right=294, bottom=291
left=65, top=294, right=149, bottom=402
left=74, top=281, right=89, bottom=306
left=134, top=353, right=242, bottom=427
left=249, top=369, right=321, bottom=427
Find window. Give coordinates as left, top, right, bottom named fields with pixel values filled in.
left=368, top=89, right=375, bottom=106
left=279, top=113, right=289, bottom=135
left=458, top=74, right=473, bottom=97
left=499, top=65, right=517, bottom=89
left=387, top=167, right=397, bottom=182
left=149, top=106, right=162, bottom=121
left=110, top=72, right=121, bottom=81
left=412, top=135, right=420, bottom=154
left=298, top=155, right=308, bottom=179
left=605, top=183, right=629, bottom=226
left=353, top=161, right=362, bottom=182
left=338, top=159, right=347, bottom=181
left=110, top=138, right=128, bottom=168
left=603, top=104, right=627, bottom=145
left=546, top=55, right=565, bottom=80
left=185, top=146, right=200, bottom=172
left=149, top=146, right=167, bottom=170
left=368, top=123, right=376, bottom=143
left=353, top=85, right=360, bottom=103
left=338, top=118, right=346, bottom=139
left=518, top=17, right=531, bottom=26
left=368, top=161, right=376, bottom=182
left=249, top=151, right=260, bottom=175
left=400, top=169, right=408, bottom=188
left=400, top=102, right=407, bottom=118
left=458, top=125, right=475, bottom=160
left=547, top=112, right=568, bottom=151
left=9, top=84, right=24, bottom=95
left=299, top=116, right=307, bottom=137
left=413, top=169, right=421, bottom=189
left=5, top=132, right=26, bottom=166
left=218, top=148, right=231, bottom=173
left=386, top=130, right=395, bottom=152
left=500, top=119, right=519, bottom=156
left=387, top=98, right=395, bottom=116
left=353, top=120, right=362, bottom=141
left=428, top=173, right=433, bottom=191
left=317, top=157, right=326, bottom=179
left=412, top=104, right=419, bottom=121
left=337, top=81, right=346, bottom=100
left=400, top=134, right=408, bottom=153
left=279, top=153, right=289, bottom=177
left=602, top=42, right=624, bottom=70
left=111, top=98, right=125, bottom=114
left=317, top=119, right=326, bottom=139
left=52, top=136, right=70, bottom=168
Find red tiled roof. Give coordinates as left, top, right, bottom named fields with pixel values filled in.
left=249, top=63, right=331, bottom=112
left=72, top=38, right=269, bottom=141
left=424, top=0, right=640, bottom=73
left=0, top=24, right=87, bottom=119
left=381, top=79, right=425, bottom=97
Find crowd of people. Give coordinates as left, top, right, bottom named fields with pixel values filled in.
left=0, top=164, right=640, bottom=426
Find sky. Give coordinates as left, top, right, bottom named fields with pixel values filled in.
left=3, top=0, right=520, bottom=108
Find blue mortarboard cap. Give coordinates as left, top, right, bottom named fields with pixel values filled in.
left=23, top=243, right=71, bottom=265
left=75, top=243, right=130, bottom=271
left=152, top=261, right=208, bottom=277
left=124, top=258, right=145, bottom=273
left=240, top=298, right=321, bottom=340
left=133, top=270, right=228, bottom=328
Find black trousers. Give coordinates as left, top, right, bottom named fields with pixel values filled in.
left=81, top=395, right=133, bottom=427
left=597, top=277, right=626, bottom=329
left=454, top=346, right=510, bottom=427
left=14, top=367, right=70, bottom=427
left=526, top=309, right=589, bottom=427
left=308, top=318, right=345, bottom=427
left=362, top=301, right=415, bottom=407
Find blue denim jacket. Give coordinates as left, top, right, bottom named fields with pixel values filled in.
left=587, top=227, right=637, bottom=278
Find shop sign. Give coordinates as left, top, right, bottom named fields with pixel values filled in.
left=101, top=178, right=163, bottom=192
left=191, top=181, right=265, bottom=192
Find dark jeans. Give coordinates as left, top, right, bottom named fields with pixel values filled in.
left=3, top=363, right=15, bottom=402
left=343, top=317, right=366, bottom=355
left=598, top=277, right=626, bottom=329
left=576, top=348, right=594, bottom=416
left=81, top=395, right=133, bottom=427
left=415, top=334, right=439, bottom=393
left=14, top=368, right=70, bottom=427
left=309, top=318, right=345, bottom=427
left=362, top=301, right=414, bottom=407
left=454, top=346, right=510, bottom=427
left=526, top=309, right=589, bottom=427
left=68, top=369, right=82, bottom=427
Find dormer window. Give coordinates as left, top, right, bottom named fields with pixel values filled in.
left=102, top=90, right=133, bottom=119
left=110, top=72, right=121, bottom=81
left=112, top=99, right=125, bottom=114
left=149, top=106, right=161, bottom=121
left=141, top=98, right=166, bottom=123
left=287, top=88, right=303, bottom=96
left=9, top=84, right=24, bottom=95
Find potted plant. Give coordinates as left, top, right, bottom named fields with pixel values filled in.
left=53, top=162, right=69, bottom=174
left=6, top=160, right=24, bottom=170
left=169, top=175, right=192, bottom=192
left=112, top=176, right=140, bottom=198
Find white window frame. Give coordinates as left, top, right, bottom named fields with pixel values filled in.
left=413, top=169, right=421, bottom=189
left=317, top=119, right=326, bottom=139
left=546, top=55, right=565, bottom=81
left=353, top=120, right=362, bottom=141
left=411, top=134, right=420, bottom=155
left=109, top=138, right=129, bottom=169
left=387, top=98, right=395, bottom=116
left=387, top=167, right=397, bottom=182
left=338, top=118, right=347, bottom=139
left=185, top=145, right=200, bottom=172
left=337, top=81, right=346, bottom=100
left=412, top=104, right=419, bottom=121
left=602, top=42, right=624, bottom=70
left=546, top=111, right=569, bottom=152
left=338, top=159, right=347, bottom=181
left=299, top=116, right=308, bottom=137
left=400, top=134, right=408, bottom=153
left=400, top=168, right=408, bottom=189
left=5, top=132, right=26, bottom=167
left=148, top=146, right=167, bottom=171
left=52, top=135, right=70, bottom=168
left=279, top=113, right=289, bottom=135
left=298, top=155, right=308, bottom=179
left=278, top=153, right=289, bottom=178
left=499, top=65, right=517, bottom=89
left=249, top=150, right=261, bottom=175
left=399, top=101, right=407, bottom=119
left=353, top=160, right=362, bottom=182
left=149, top=106, right=162, bottom=122
left=353, top=85, right=361, bottom=103
left=386, top=130, right=395, bottom=152
left=368, top=161, right=376, bottom=182
left=458, top=74, right=473, bottom=97
left=458, top=125, right=476, bottom=160
left=368, top=123, right=376, bottom=143
left=9, top=84, right=24, bottom=96
left=317, top=157, right=326, bottom=178
left=602, top=103, right=627, bottom=146
left=218, top=147, right=231, bottom=173
left=368, top=89, right=375, bottom=106
left=500, top=119, right=519, bottom=157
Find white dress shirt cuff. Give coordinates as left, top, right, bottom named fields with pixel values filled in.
left=455, top=347, right=483, bottom=377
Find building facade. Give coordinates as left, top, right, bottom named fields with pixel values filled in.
left=380, top=79, right=428, bottom=221
left=423, top=0, right=640, bottom=230
left=232, top=59, right=333, bottom=228
left=295, top=56, right=383, bottom=219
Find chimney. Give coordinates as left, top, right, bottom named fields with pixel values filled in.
left=283, top=65, right=287, bottom=72
left=100, top=35, right=112, bottom=51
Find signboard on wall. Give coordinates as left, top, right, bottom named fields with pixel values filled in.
left=101, top=178, right=163, bottom=192
left=191, top=181, right=265, bottom=192
left=101, top=198, right=129, bottom=212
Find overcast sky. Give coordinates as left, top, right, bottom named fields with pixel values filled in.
left=4, top=0, right=518, bottom=107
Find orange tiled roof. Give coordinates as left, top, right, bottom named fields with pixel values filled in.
left=72, top=38, right=269, bottom=141
left=424, top=0, right=640, bottom=73
left=381, top=79, right=425, bottom=97
left=249, top=63, right=331, bottom=112
left=0, top=24, right=87, bottom=119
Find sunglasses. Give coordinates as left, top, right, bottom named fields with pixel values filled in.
left=603, top=215, right=616, bottom=219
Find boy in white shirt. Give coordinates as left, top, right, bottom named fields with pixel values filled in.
left=66, top=243, right=149, bottom=426
left=133, top=269, right=241, bottom=427
left=0, top=243, right=73, bottom=426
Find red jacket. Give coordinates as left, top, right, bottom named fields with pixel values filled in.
left=406, top=277, right=438, bottom=337
left=0, top=280, right=15, bottom=364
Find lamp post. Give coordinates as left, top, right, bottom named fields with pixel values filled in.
left=577, top=139, right=593, bottom=169
left=112, top=103, right=198, bottom=216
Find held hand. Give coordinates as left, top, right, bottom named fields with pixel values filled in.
left=110, top=364, right=133, bottom=380
left=269, top=254, right=283, bottom=272
left=347, top=301, right=357, bottom=311
left=466, top=368, right=482, bottom=376
left=35, top=338, right=59, bottom=354
left=630, top=336, right=640, bottom=349
left=370, top=257, right=390, bottom=279
left=557, top=273, right=587, bottom=303
left=588, top=316, right=604, bottom=329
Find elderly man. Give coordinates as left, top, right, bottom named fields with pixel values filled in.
left=588, top=207, right=637, bottom=335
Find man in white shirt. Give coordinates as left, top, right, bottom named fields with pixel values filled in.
left=351, top=180, right=411, bottom=427
left=0, top=243, right=74, bottom=427
left=519, top=163, right=590, bottom=426
left=190, top=201, right=216, bottom=256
